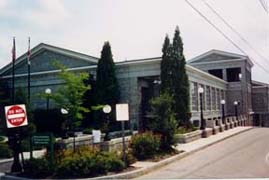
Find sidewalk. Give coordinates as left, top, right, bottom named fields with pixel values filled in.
left=0, top=149, right=46, bottom=164
left=132, top=127, right=252, bottom=169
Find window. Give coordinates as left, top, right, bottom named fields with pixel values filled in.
left=226, top=68, right=241, bottom=82
left=191, top=82, right=198, bottom=111
left=206, top=86, right=211, bottom=111
left=216, top=89, right=220, bottom=110
left=199, top=84, right=206, bottom=110
left=212, top=88, right=216, bottom=110
left=208, top=69, right=223, bottom=79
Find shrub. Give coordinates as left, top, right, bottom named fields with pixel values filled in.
left=0, top=143, right=12, bottom=158
left=149, top=93, right=177, bottom=150
left=130, top=132, right=161, bottom=160
left=23, top=158, right=53, bottom=178
left=56, top=146, right=124, bottom=178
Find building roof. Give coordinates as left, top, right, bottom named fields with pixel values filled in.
left=0, top=43, right=99, bottom=75
left=187, top=49, right=254, bottom=67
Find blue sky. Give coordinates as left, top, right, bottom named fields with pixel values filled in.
left=1, top=0, right=269, bottom=82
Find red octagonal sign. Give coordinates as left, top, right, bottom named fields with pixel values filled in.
left=5, top=104, right=28, bottom=128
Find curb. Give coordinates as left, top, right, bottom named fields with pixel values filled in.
left=1, top=127, right=253, bottom=180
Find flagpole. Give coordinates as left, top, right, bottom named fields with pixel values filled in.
left=12, top=37, right=15, bottom=104
left=27, top=37, right=31, bottom=105
left=27, top=37, right=33, bottom=160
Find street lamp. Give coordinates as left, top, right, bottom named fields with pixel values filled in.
left=45, top=88, right=51, bottom=112
left=61, top=108, right=69, bottom=139
left=103, top=105, right=112, bottom=140
left=198, top=87, right=205, bottom=130
left=221, top=100, right=225, bottom=124
left=234, top=101, right=238, bottom=120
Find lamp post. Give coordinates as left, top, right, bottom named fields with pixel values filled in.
left=238, top=73, right=243, bottom=115
left=198, top=87, right=205, bottom=130
left=61, top=108, right=69, bottom=139
left=103, top=105, right=112, bottom=140
left=221, top=100, right=225, bottom=124
left=45, top=88, right=51, bottom=112
left=234, top=101, right=238, bottom=120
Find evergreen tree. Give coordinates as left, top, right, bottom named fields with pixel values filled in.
left=160, top=35, right=173, bottom=94
left=160, top=27, right=191, bottom=128
left=95, top=41, right=120, bottom=132
left=172, top=26, right=191, bottom=128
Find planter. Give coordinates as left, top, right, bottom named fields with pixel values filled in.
left=175, top=130, right=202, bottom=143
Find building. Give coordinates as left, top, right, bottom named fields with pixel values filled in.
left=0, top=43, right=267, bottom=130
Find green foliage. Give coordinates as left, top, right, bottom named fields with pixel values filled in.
left=56, top=146, right=124, bottom=178
left=130, top=132, right=161, bottom=160
left=0, top=143, right=12, bottom=158
left=94, top=42, right=120, bottom=132
left=172, top=26, right=191, bottom=127
left=23, top=158, right=53, bottom=178
left=50, top=62, right=91, bottom=130
left=160, top=27, right=191, bottom=128
left=176, top=125, right=198, bottom=134
left=150, top=93, right=177, bottom=150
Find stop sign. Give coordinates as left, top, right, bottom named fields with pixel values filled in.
left=5, top=104, right=28, bottom=128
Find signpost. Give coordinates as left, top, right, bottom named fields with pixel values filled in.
left=116, top=103, right=129, bottom=166
left=5, top=104, right=28, bottom=173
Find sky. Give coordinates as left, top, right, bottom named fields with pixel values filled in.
left=0, top=0, right=269, bottom=82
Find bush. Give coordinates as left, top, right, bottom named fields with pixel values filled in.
left=149, top=93, right=177, bottom=150
left=176, top=125, right=198, bottom=134
left=0, top=143, right=12, bottom=158
left=56, top=146, right=124, bottom=178
left=23, top=158, right=53, bottom=178
left=130, top=132, right=161, bottom=160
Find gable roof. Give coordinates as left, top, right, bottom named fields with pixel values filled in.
left=0, top=43, right=99, bottom=75
left=187, top=49, right=253, bottom=66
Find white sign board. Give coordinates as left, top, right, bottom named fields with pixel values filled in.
left=116, top=104, right=129, bottom=121
left=5, top=104, right=28, bottom=128
left=92, top=130, right=101, bottom=143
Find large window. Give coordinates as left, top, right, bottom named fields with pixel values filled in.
left=212, top=87, right=216, bottom=110
left=191, top=82, right=198, bottom=111
left=199, top=84, right=206, bottom=110
left=226, top=68, right=241, bottom=82
left=216, top=89, right=220, bottom=110
left=208, top=69, right=223, bottom=79
left=206, top=86, right=211, bottom=111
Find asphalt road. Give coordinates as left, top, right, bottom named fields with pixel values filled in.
left=138, top=127, right=269, bottom=179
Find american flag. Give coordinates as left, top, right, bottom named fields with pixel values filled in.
left=12, top=37, right=16, bottom=62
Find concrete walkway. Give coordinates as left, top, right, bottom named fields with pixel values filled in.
left=0, top=149, right=46, bottom=164
left=132, top=127, right=252, bottom=169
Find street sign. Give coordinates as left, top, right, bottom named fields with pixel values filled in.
left=5, top=104, right=28, bottom=128
left=116, top=104, right=129, bottom=121
left=32, top=135, right=50, bottom=145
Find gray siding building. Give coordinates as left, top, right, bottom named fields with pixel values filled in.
left=0, top=43, right=267, bottom=129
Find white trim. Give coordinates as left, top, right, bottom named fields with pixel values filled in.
left=188, top=49, right=247, bottom=63
left=1, top=65, right=97, bottom=79
left=187, top=58, right=244, bottom=65
left=1, top=57, right=228, bottom=85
